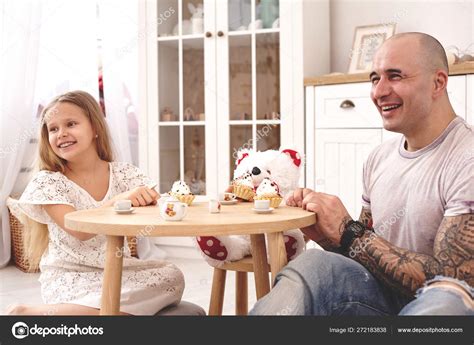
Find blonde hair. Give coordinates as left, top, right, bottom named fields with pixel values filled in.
left=39, top=90, right=114, bottom=172
left=24, top=90, right=114, bottom=268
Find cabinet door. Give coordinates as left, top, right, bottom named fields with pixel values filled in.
left=466, top=75, right=473, bottom=125
left=215, top=0, right=283, bottom=192
left=147, top=0, right=216, bottom=196
left=315, top=129, right=382, bottom=219
left=447, top=75, right=466, bottom=120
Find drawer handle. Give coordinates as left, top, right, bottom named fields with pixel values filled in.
left=340, top=100, right=355, bottom=109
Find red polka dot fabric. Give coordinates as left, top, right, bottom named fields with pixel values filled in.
left=196, top=236, right=228, bottom=261
left=284, top=235, right=298, bottom=261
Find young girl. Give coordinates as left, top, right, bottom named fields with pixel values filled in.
left=7, top=91, right=184, bottom=315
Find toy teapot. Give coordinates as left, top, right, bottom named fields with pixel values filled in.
left=159, top=197, right=188, bottom=221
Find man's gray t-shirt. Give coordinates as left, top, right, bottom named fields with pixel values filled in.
left=362, top=116, right=473, bottom=256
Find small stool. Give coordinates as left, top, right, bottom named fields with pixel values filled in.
left=155, top=301, right=206, bottom=316
left=208, top=235, right=310, bottom=315
left=208, top=256, right=271, bottom=316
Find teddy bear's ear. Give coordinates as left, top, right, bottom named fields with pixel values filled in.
left=281, top=149, right=302, bottom=167
left=235, top=148, right=250, bottom=166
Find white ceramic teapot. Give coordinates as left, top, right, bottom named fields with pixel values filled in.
left=159, top=196, right=188, bottom=221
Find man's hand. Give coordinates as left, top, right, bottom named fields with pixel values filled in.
left=287, top=188, right=352, bottom=247
left=286, top=188, right=314, bottom=208
left=302, top=191, right=352, bottom=246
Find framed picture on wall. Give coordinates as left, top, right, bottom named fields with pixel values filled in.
left=348, top=23, right=396, bottom=73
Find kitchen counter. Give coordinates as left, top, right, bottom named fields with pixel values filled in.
left=304, top=61, right=474, bottom=87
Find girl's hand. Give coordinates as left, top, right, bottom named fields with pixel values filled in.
left=116, top=186, right=159, bottom=207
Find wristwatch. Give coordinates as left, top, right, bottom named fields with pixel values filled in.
left=340, top=220, right=367, bottom=254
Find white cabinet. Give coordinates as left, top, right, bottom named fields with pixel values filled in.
left=313, top=82, right=382, bottom=129
left=447, top=75, right=467, bottom=119
left=315, top=129, right=381, bottom=219
left=139, top=0, right=329, bottom=197
left=138, top=0, right=329, bottom=256
left=466, top=74, right=473, bottom=124
left=306, top=72, right=473, bottom=220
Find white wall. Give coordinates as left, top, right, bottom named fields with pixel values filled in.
left=329, top=0, right=474, bottom=73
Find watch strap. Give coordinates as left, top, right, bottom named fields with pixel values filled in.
left=340, top=220, right=366, bottom=254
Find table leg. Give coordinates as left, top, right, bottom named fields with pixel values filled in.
left=235, top=271, right=248, bottom=315
left=250, top=234, right=271, bottom=299
left=101, top=235, right=124, bottom=315
left=209, top=268, right=226, bottom=315
left=267, top=231, right=288, bottom=284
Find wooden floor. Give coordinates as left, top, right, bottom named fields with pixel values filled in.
left=0, top=257, right=257, bottom=315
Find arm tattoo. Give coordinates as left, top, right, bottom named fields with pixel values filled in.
left=358, top=208, right=374, bottom=230
left=433, top=214, right=473, bottom=287
left=351, top=211, right=473, bottom=297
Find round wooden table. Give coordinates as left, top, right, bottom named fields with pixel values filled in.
left=65, top=201, right=316, bottom=315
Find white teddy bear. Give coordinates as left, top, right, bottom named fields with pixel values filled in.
left=195, top=147, right=306, bottom=267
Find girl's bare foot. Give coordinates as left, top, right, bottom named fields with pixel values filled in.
left=4, top=303, right=27, bottom=315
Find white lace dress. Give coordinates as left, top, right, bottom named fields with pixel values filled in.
left=14, top=162, right=184, bottom=315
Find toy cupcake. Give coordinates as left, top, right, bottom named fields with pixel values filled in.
left=232, top=172, right=255, bottom=201
left=169, top=180, right=195, bottom=205
left=254, top=178, right=282, bottom=208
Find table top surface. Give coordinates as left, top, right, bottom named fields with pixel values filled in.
left=64, top=201, right=316, bottom=237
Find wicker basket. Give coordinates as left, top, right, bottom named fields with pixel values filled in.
left=7, top=204, right=138, bottom=273
left=8, top=211, right=39, bottom=273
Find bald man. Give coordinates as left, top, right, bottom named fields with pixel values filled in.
left=250, top=33, right=473, bottom=316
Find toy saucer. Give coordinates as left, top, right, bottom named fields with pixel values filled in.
left=252, top=207, right=274, bottom=214
left=114, top=208, right=135, bottom=214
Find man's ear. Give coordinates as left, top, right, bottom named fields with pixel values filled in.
left=433, top=69, right=448, bottom=98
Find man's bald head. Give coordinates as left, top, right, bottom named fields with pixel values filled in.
left=380, top=32, right=449, bottom=73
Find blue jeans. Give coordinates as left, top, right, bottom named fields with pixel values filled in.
left=249, top=249, right=473, bottom=316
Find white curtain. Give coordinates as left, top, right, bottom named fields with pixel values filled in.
left=0, top=0, right=42, bottom=267
left=34, top=0, right=99, bottom=104
left=0, top=0, right=99, bottom=268
left=98, top=0, right=165, bottom=259
left=1, top=0, right=159, bottom=266
left=98, top=0, right=137, bottom=165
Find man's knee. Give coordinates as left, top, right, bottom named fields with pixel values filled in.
left=400, top=277, right=474, bottom=315
left=279, top=249, right=368, bottom=285
left=286, top=249, right=344, bottom=274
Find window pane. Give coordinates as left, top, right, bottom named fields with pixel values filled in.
left=183, top=0, right=204, bottom=35
left=158, top=40, right=179, bottom=121
left=256, top=32, right=280, bottom=120
left=159, top=126, right=180, bottom=192
left=257, top=124, right=280, bottom=151
left=228, top=0, right=251, bottom=32
left=183, top=39, right=205, bottom=121
left=229, top=125, right=252, bottom=177
left=256, top=0, right=279, bottom=29
left=157, top=0, right=178, bottom=37
left=229, top=35, right=252, bottom=121
left=184, top=126, right=206, bottom=194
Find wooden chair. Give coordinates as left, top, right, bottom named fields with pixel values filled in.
left=208, top=256, right=271, bottom=316
left=208, top=234, right=311, bottom=315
